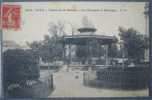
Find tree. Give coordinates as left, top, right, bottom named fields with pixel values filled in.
left=119, top=27, right=149, bottom=64
left=75, top=45, right=89, bottom=64
left=4, top=49, right=40, bottom=90
left=108, top=43, right=118, bottom=58
left=29, top=21, right=65, bottom=63
left=46, top=21, right=65, bottom=62
left=48, top=21, right=65, bottom=37
left=27, top=41, right=41, bottom=54
left=75, top=40, right=105, bottom=64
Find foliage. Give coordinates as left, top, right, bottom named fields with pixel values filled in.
left=108, top=37, right=118, bottom=58
left=119, top=27, right=149, bottom=64
left=41, top=35, right=63, bottom=62
left=108, top=43, right=118, bottom=58
left=75, top=38, right=118, bottom=64
left=4, top=49, right=40, bottom=89
left=29, top=21, right=65, bottom=63
left=75, top=45, right=89, bottom=64
left=28, top=36, right=63, bottom=63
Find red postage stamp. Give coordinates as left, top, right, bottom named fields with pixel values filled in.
left=2, top=4, right=21, bottom=30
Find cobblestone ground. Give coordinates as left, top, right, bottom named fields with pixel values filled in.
left=48, top=68, right=148, bottom=97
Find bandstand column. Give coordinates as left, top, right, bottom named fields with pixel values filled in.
left=87, top=39, right=91, bottom=67
left=68, top=44, right=72, bottom=67
left=97, top=40, right=100, bottom=62
left=105, top=45, right=109, bottom=65
left=69, top=43, right=72, bottom=65
left=63, top=41, right=65, bottom=65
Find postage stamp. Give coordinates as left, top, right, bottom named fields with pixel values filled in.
left=2, top=4, right=21, bottom=30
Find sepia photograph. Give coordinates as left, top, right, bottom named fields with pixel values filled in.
left=2, top=1, right=150, bottom=98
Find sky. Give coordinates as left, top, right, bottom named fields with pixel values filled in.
left=3, top=2, right=148, bottom=45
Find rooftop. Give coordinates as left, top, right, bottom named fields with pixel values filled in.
left=63, top=34, right=117, bottom=45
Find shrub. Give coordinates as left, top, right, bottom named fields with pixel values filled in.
left=4, top=49, right=40, bottom=93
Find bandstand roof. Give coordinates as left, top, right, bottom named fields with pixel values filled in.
left=63, top=35, right=117, bottom=45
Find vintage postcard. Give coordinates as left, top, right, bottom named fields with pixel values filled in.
left=1, top=1, right=150, bottom=98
